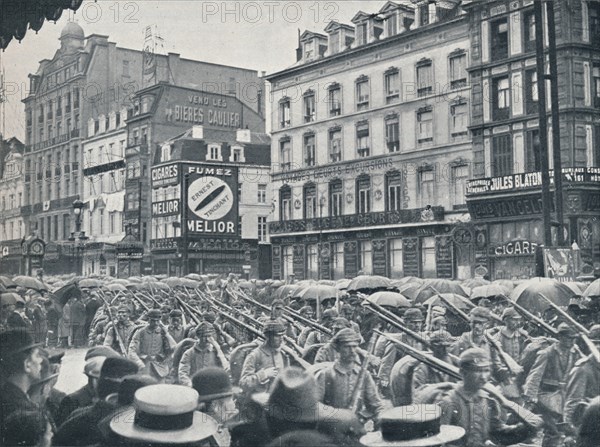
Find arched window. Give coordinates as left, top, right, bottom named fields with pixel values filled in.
left=279, top=185, right=292, bottom=221
left=385, top=170, right=403, bottom=211
left=303, top=183, right=317, bottom=219
left=356, top=174, right=371, bottom=214
left=329, top=179, right=343, bottom=217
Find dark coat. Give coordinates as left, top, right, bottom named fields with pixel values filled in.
left=56, top=383, right=95, bottom=426
left=54, top=399, right=116, bottom=446
left=0, top=381, right=40, bottom=426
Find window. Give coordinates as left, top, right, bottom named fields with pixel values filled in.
left=303, top=92, right=316, bottom=123
left=329, top=128, right=342, bottom=162
left=451, top=102, right=468, bottom=135
left=452, top=165, right=469, bottom=206
left=386, top=170, right=403, bottom=211
left=387, top=13, right=398, bottom=36
left=99, top=209, right=104, bottom=234
left=419, top=4, right=430, bottom=26
left=304, top=134, right=316, bottom=167
left=358, top=241, right=372, bottom=274
left=593, top=63, right=600, bottom=108
left=282, top=246, right=293, bottom=279
left=329, top=31, right=340, bottom=54
left=53, top=215, right=58, bottom=241
left=306, top=244, right=319, bottom=280
left=280, top=187, right=292, bottom=221
left=63, top=214, right=70, bottom=240
left=421, top=237, right=436, bottom=278
left=328, top=85, right=342, bottom=116
left=73, top=89, right=80, bottom=109
left=356, top=175, right=371, bottom=214
left=449, top=53, right=467, bottom=89
left=56, top=121, right=62, bottom=136
left=56, top=96, right=62, bottom=116
left=303, top=183, right=317, bottom=219
left=232, top=147, right=242, bottom=162
left=279, top=139, right=291, bottom=171
left=279, top=99, right=291, bottom=128
left=258, top=216, right=268, bottom=242
left=356, top=122, right=370, bottom=157
left=419, top=170, right=435, bottom=207
left=493, top=76, right=510, bottom=121
left=123, top=60, right=130, bottom=76
left=356, top=78, right=370, bottom=110
left=357, top=22, right=368, bottom=45
left=525, top=69, right=538, bottom=115
left=304, top=40, right=314, bottom=59
left=208, top=144, right=221, bottom=161
left=492, top=134, right=513, bottom=177
left=491, top=18, right=509, bottom=61
left=257, top=184, right=267, bottom=203
left=523, top=9, right=536, bottom=52
left=329, top=179, right=343, bottom=217
left=526, top=129, right=541, bottom=172
left=416, top=61, right=433, bottom=97
left=389, top=239, right=403, bottom=278
left=385, top=115, right=400, bottom=152
left=590, top=2, right=600, bottom=46
left=385, top=70, right=400, bottom=103
left=417, top=109, right=433, bottom=143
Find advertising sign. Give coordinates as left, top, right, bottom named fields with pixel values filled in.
left=164, top=89, right=243, bottom=130
left=184, top=163, right=239, bottom=237
left=542, top=247, right=577, bottom=282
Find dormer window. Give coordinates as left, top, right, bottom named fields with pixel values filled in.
left=161, top=144, right=172, bottom=162
left=207, top=144, right=222, bottom=161
left=329, top=31, right=340, bottom=54
left=304, top=40, right=314, bottom=60
left=230, top=145, right=245, bottom=162
left=387, top=13, right=398, bottom=36
left=357, top=22, right=368, bottom=45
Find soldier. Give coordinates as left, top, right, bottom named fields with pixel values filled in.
left=128, top=309, right=177, bottom=381
left=103, top=305, right=136, bottom=355
left=314, top=317, right=352, bottom=363
left=563, top=325, right=600, bottom=435
left=493, top=307, right=529, bottom=363
left=160, top=305, right=171, bottom=326
left=167, top=309, right=186, bottom=344
left=523, top=323, right=580, bottom=447
left=316, top=328, right=385, bottom=422
left=378, top=308, right=425, bottom=391
left=296, top=305, right=316, bottom=347
left=412, top=330, right=457, bottom=393
left=305, top=308, right=338, bottom=347
left=440, top=348, right=542, bottom=447
left=178, top=322, right=229, bottom=387
left=239, top=319, right=290, bottom=395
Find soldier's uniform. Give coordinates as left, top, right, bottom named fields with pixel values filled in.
left=493, top=307, right=529, bottom=363
left=102, top=306, right=136, bottom=354
left=166, top=309, right=186, bottom=344
left=178, top=322, right=228, bottom=387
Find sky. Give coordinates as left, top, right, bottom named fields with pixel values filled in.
left=1, top=0, right=389, bottom=141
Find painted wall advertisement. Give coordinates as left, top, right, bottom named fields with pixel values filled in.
left=184, top=163, right=239, bottom=238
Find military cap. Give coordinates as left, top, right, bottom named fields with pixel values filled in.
left=161, top=305, right=171, bottom=312
left=332, top=328, right=361, bottom=346
left=203, top=311, right=216, bottom=323
left=117, top=305, right=131, bottom=313
left=431, top=306, right=447, bottom=317
left=501, top=307, right=521, bottom=321
left=469, top=306, right=490, bottom=322
left=459, top=348, right=492, bottom=370
left=299, top=305, right=313, bottom=315
left=589, top=324, right=600, bottom=342
left=332, top=317, right=351, bottom=329
left=322, top=308, right=339, bottom=320
left=195, top=322, right=216, bottom=337
left=431, top=315, right=447, bottom=325
left=403, top=308, right=424, bottom=322
left=478, top=298, right=492, bottom=308
left=169, top=309, right=183, bottom=318
left=557, top=322, right=578, bottom=338
left=262, top=319, right=286, bottom=335
left=146, top=309, right=162, bottom=320
left=271, top=299, right=285, bottom=309
left=85, top=346, right=120, bottom=361
left=428, top=330, right=454, bottom=346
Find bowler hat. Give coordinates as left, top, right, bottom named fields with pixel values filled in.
left=557, top=322, right=578, bottom=338
left=0, top=329, right=42, bottom=361
left=252, top=367, right=337, bottom=423
left=360, top=405, right=465, bottom=447
left=459, top=348, right=492, bottom=370
left=84, top=356, right=107, bottom=379
left=146, top=309, right=162, bottom=320
left=110, top=385, right=219, bottom=444
left=403, top=308, right=424, bottom=322
left=262, top=319, right=285, bottom=335
left=106, top=374, right=158, bottom=407
left=85, top=346, right=120, bottom=361
left=469, top=306, right=490, bottom=322
left=322, top=309, right=339, bottom=320
left=332, top=328, right=361, bottom=346
left=192, top=367, right=241, bottom=402
left=501, top=308, right=521, bottom=321
left=97, top=357, right=139, bottom=400
left=43, top=349, right=65, bottom=364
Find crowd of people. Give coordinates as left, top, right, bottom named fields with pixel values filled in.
left=0, top=272, right=599, bottom=447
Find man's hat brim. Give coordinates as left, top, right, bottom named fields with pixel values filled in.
left=251, top=392, right=338, bottom=422
left=360, top=425, right=465, bottom=447
left=197, top=386, right=242, bottom=403
left=2, top=341, right=43, bottom=358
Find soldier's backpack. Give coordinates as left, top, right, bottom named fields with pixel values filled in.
left=171, top=338, right=196, bottom=382
left=518, top=336, right=555, bottom=386
left=390, top=355, right=420, bottom=406
left=229, top=341, right=260, bottom=386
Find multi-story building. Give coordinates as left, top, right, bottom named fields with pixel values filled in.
left=464, top=0, right=600, bottom=280
left=150, top=126, right=272, bottom=278
left=0, top=137, right=26, bottom=274
left=21, top=22, right=266, bottom=275
left=267, top=1, right=475, bottom=280
left=124, top=83, right=266, bottom=275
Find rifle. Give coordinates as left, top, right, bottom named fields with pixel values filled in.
left=350, top=333, right=379, bottom=413
left=538, top=294, right=600, bottom=364
left=374, top=330, right=544, bottom=428
left=98, top=295, right=128, bottom=355
left=131, top=293, right=150, bottom=312
left=504, top=296, right=559, bottom=337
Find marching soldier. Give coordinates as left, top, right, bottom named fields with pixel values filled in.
left=128, top=309, right=177, bottom=381
left=314, top=317, right=352, bottom=363
left=239, top=319, right=290, bottom=395
left=166, top=309, right=186, bottom=344
left=103, top=305, right=136, bottom=355
left=304, top=308, right=338, bottom=347
left=412, top=330, right=456, bottom=393
left=493, top=307, right=529, bottom=363
left=178, top=322, right=229, bottom=387
left=523, top=323, right=580, bottom=447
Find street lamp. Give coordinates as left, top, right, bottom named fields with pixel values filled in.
left=69, top=199, right=88, bottom=275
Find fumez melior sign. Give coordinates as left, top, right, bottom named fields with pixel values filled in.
left=184, top=163, right=239, bottom=237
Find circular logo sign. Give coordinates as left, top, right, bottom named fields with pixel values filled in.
left=188, top=176, right=234, bottom=221
left=30, top=241, right=44, bottom=256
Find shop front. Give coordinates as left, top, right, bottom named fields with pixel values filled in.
left=0, top=240, right=24, bottom=275
left=466, top=167, right=600, bottom=280
left=116, top=235, right=144, bottom=278
left=83, top=242, right=117, bottom=276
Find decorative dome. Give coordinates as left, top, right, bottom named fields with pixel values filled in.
left=60, top=22, right=84, bottom=40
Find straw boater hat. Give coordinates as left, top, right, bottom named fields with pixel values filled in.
left=110, top=384, right=219, bottom=444
left=360, top=405, right=465, bottom=447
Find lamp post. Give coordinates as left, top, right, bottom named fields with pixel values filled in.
left=172, top=221, right=182, bottom=277
left=69, top=199, right=88, bottom=275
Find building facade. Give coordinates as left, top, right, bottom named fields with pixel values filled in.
left=150, top=126, right=272, bottom=278
left=464, top=0, right=600, bottom=280
left=267, top=1, right=475, bottom=281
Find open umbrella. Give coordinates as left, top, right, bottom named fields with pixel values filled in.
left=347, top=275, right=392, bottom=292
left=110, top=279, right=130, bottom=286
left=470, top=284, right=512, bottom=300
left=127, top=276, right=143, bottom=283
left=12, top=276, right=48, bottom=291
left=163, top=277, right=184, bottom=287
left=1, top=292, right=24, bottom=306
left=0, top=283, right=6, bottom=293
left=397, top=282, right=423, bottom=300
left=423, top=293, right=472, bottom=310
left=422, top=279, right=468, bottom=296
left=366, top=291, right=411, bottom=308
left=79, top=278, right=103, bottom=289
left=462, top=278, right=491, bottom=290
left=317, top=280, right=336, bottom=286
left=296, top=285, right=338, bottom=302
left=238, top=281, right=254, bottom=290
left=107, top=283, right=127, bottom=292
left=335, top=278, right=351, bottom=290
left=510, top=278, right=578, bottom=311
left=185, top=273, right=204, bottom=281
left=392, top=276, right=424, bottom=286
left=491, top=279, right=515, bottom=292
left=583, top=279, right=600, bottom=299
left=275, top=284, right=302, bottom=300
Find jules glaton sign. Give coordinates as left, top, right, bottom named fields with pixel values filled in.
left=184, top=163, right=239, bottom=237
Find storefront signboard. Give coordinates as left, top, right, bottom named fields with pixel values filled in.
left=468, top=195, right=554, bottom=220
left=490, top=240, right=538, bottom=257
left=293, top=245, right=305, bottom=280
left=372, top=239, right=387, bottom=277
left=272, top=246, right=282, bottom=280
left=435, top=236, right=453, bottom=279
left=403, top=238, right=419, bottom=277
left=320, top=242, right=331, bottom=280
left=344, top=241, right=358, bottom=278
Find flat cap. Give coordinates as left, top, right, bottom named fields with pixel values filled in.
left=332, top=328, right=361, bottom=346
left=169, top=309, right=182, bottom=318
left=469, top=306, right=490, bottom=322
left=146, top=309, right=162, bottom=320
left=195, top=322, right=215, bottom=337
left=589, top=324, right=600, bottom=342
left=332, top=317, right=351, bottom=329
left=428, top=330, right=454, bottom=346
left=85, top=346, right=120, bottom=361
left=322, top=309, right=339, bottom=320
left=403, top=308, right=424, bottom=322
left=557, top=322, right=578, bottom=338
left=117, top=305, right=131, bottom=313
left=501, top=307, right=521, bottom=320
left=459, top=348, right=492, bottom=370
left=262, top=319, right=285, bottom=335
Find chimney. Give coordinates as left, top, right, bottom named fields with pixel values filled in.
left=296, top=29, right=303, bottom=62
left=192, top=125, right=204, bottom=139
left=237, top=129, right=251, bottom=143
